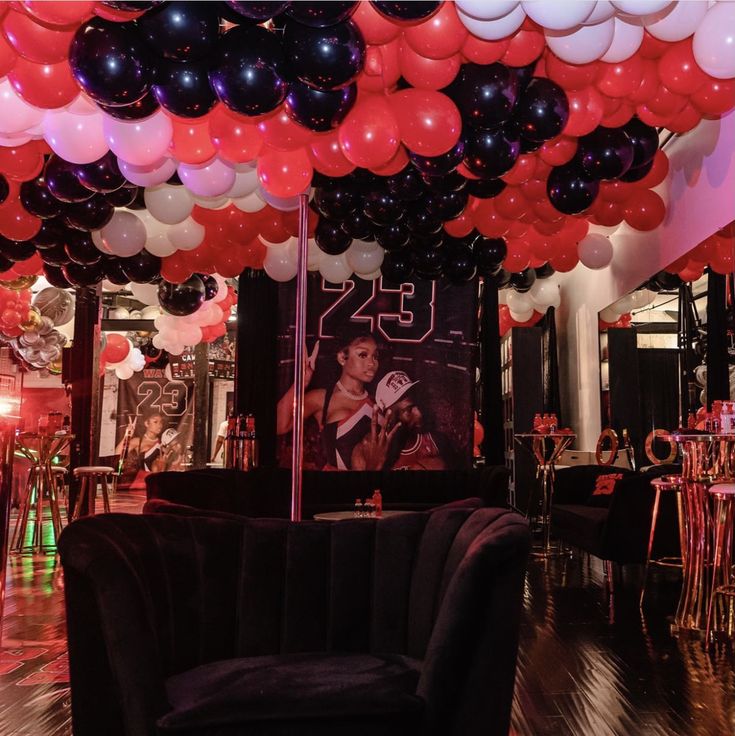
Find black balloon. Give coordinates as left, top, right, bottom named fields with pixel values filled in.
left=0, top=237, right=35, bottom=262
left=518, top=134, right=544, bottom=153
left=104, top=256, right=131, bottom=285
left=33, top=219, right=66, bottom=250
left=426, top=190, right=467, bottom=220
left=371, top=1, right=440, bottom=22
left=209, top=26, right=288, bottom=116
left=69, top=18, right=152, bottom=107
left=43, top=264, right=72, bottom=289
left=200, top=274, right=218, bottom=300
left=98, top=93, right=160, bottom=120
left=466, top=177, right=506, bottom=199
left=547, top=164, right=599, bottom=215
left=578, top=127, right=634, bottom=180
left=103, top=1, right=160, bottom=9
left=622, top=117, right=658, bottom=167
left=411, top=231, right=444, bottom=251
left=445, top=244, right=477, bottom=283
left=535, top=262, right=556, bottom=279
left=381, top=249, right=414, bottom=282
left=412, top=246, right=446, bottom=280
left=45, top=156, right=94, bottom=204
left=224, top=1, right=290, bottom=20
left=282, top=20, right=365, bottom=91
left=285, top=81, right=356, bottom=131
left=0, top=175, right=8, bottom=206
left=447, top=63, right=519, bottom=129
left=651, top=270, right=682, bottom=291
left=619, top=157, right=654, bottom=183
left=128, top=188, right=148, bottom=210
left=41, top=243, right=71, bottom=266
left=487, top=267, right=511, bottom=288
left=65, top=231, right=102, bottom=266
left=341, top=211, right=375, bottom=241
left=512, top=62, right=538, bottom=94
left=405, top=206, right=443, bottom=236
left=158, top=277, right=206, bottom=316
left=475, top=237, right=507, bottom=275
left=410, top=140, right=465, bottom=176
left=285, top=1, right=357, bottom=27
left=423, top=170, right=468, bottom=193
left=314, top=187, right=357, bottom=220
left=105, top=186, right=139, bottom=208
left=315, top=218, right=352, bottom=254
left=386, top=166, right=426, bottom=201
left=138, top=1, right=220, bottom=62
left=514, top=78, right=569, bottom=143
left=64, top=195, right=115, bottom=231
left=363, top=191, right=403, bottom=226
left=509, top=268, right=536, bottom=293
left=121, top=249, right=162, bottom=283
left=75, top=152, right=125, bottom=194
left=20, top=179, right=62, bottom=219
left=0, top=253, right=13, bottom=273
left=463, top=125, right=520, bottom=179
left=152, top=59, right=217, bottom=118
left=375, top=222, right=409, bottom=251
left=63, top=261, right=105, bottom=287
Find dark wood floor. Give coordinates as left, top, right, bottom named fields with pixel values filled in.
left=0, top=495, right=733, bottom=735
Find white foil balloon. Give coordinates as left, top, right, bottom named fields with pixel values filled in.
left=545, top=18, right=616, bottom=64
left=103, top=111, right=173, bottom=167
left=168, top=217, right=205, bottom=251
left=456, top=4, right=526, bottom=40
left=522, top=1, right=595, bottom=31
left=42, top=109, right=108, bottom=164
left=144, top=185, right=194, bottom=225
left=100, top=211, right=147, bottom=257
left=693, top=2, right=735, bottom=79
left=645, top=0, right=707, bottom=41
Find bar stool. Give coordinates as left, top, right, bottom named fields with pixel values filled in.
left=71, top=466, right=114, bottom=520
left=640, top=475, right=685, bottom=607
left=51, top=466, right=68, bottom=511
left=11, top=463, right=64, bottom=553
left=706, top=483, right=735, bottom=643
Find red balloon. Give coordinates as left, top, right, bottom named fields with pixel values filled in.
left=549, top=246, right=580, bottom=273
left=309, top=130, right=355, bottom=177
left=388, top=89, right=461, bottom=156
left=503, top=241, right=530, bottom=273
left=169, top=117, right=216, bottom=165
left=691, top=78, right=735, bottom=117
left=352, top=0, right=400, bottom=45
left=257, top=207, right=289, bottom=244
left=639, top=31, right=669, bottom=59
left=183, top=244, right=215, bottom=273
left=590, top=199, right=624, bottom=227
left=635, top=104, right=670, bottom=128
left=443, top=208, right=474, bottom=238
left=0, top=141, right=43, bottom=180
left=600, top=100, right=634, bottom=128
left=455, top=161, right=480, bottom=180
left=403, top=2, right=466, bottom=60
left=359, top=40, right=400, bottom=93
left=0, top=29, right=16, bottom=77
left=667, top=104, right=701, bottom=134
left=399, top=41, right=461, bottom=90
left=629, top=59, right=660, bottom=105
left=544, top=51, right=598, bottom=91
left=472, top=199, right=510, bottom=238
left=501, top=26, right=544, bottom=67
left=501, top=154, right=537, bottom=185
left=623, top=190, right=666, bottom=231
left=507, top=220, right=529, bottom=238
left=531, top=198, right=564, bottom=224
left=93, top=5, right=146, bottom=22
left=8, top=56, right=79, bottom=108
left=12, top=252, right=42, bottom=275
left=257, top=146, right=312, bottom=198
left=538, top=136, right=577, bottom=166
left=563, top=87, right=604, bottom=137
left=370, top=144, right=409, bottom=175
left=494, top=188, right=529, bottom=219
left=160, top=253, right=193, bottom=284
left=22, top=1, right=94, bottom=26
left=658, top=39, right=707, bottom=97
left=0, top=201, right=41, bottom=240
left=2, top=8, right=76, bottom=64
left=646, top=84, right=687, bottom=118
left=596, top=58, right=644, bottom=98
left=209, top=104, right=264, bottom=164
left=460, top=34, right=508, bottom=64
left=102, top=333, right=130, bottom=364
left=339, top=94, right=399, bottom=168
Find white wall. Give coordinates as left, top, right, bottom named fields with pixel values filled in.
left=557, top=111, right=735, bottom=450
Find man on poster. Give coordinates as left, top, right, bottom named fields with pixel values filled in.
left=351, top=370, right=456, bottom=471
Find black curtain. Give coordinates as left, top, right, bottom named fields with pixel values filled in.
left=540, top=307, right=562, bottom=423
left=706, top=271, right=729, bottom=406
left=638, top=349, right=679, bottom=456
left=480, top=282, right=504, bottom=465
left=235, top=268, right=279, bottom=466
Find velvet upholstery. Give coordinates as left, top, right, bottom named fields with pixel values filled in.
left=551, top=465, right=682, bottom=564
left=59, top=507, right=529, bottom=736
left=144, top=465, right=510, bottom=519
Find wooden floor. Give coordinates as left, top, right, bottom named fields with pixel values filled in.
left=0, top=496, right=733, bottom=735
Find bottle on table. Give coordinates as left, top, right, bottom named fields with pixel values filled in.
left=372, top=489, right=383, bottom=518
left=364, top=497, right=375, bottom=518
left=533, top=413, right=543, bottom=432
left=549, top=413, right=558, bottom=433
left=353, top=498, right=364, bottom=518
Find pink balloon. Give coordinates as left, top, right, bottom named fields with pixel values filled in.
left=42, top=109, right=108, bottom=164
left=178, top=157, right=236, bottom=198
left=0, top=79, right=43, bottom=136
left=118, top=157, right=177, bottom=187
left=103, top=110, right=173, bottom=167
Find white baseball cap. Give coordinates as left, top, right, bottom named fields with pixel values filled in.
left=161, top=428, right=179, bottom=447
left=375, top=371, right=419, bottom=411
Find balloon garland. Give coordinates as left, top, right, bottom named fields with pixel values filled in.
left=0, top=0, right=732, bottom=366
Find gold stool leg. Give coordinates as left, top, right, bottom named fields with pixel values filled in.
left=640, top=487, right=662, bottom=608
left=72, top=476, right=87, bottom=521
left=100, top=474, right=111, bottom=514
left=706, top=496, right=728, bottom=644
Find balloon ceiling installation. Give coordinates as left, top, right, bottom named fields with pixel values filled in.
left=0, top=0, right=732, bottom=363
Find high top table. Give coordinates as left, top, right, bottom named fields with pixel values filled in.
left=515, top=432, right=576, bottom=557
left=664, top=432, right=735, bottom=637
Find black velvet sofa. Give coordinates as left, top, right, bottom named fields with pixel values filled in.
left=551, top=464, right=681, bottom=565
left=59, top=507, right=530, bottom=736
left=145, top=465, right=510, bottom=519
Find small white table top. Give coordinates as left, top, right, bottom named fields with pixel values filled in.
left=313, top=510, right=413, bottom=521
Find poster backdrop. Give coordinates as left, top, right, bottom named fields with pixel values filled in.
left=277, top=274, right=478, bottom=471
left=115, top=368, right=194, bottom=489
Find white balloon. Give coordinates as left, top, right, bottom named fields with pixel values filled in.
left=193, top=194, right=230, bottom=210
left=166, top=343, right=186, bottom=356
left=509, top=307, right=535, bottom=322
left=145, top=230, right=177, bottom=257
left=141, top=305, right=161, bottom=319
left=232, top=191, right=267, bottom=213
left=64, top=94, right=98, bottom=115
left=506, top=290, right=533, bottom=315
left=168, top=217, right=205, bottom=251
left=645, top=0, right=707, bottom=41
left=578, top=233, right=613, bottom=269
left=103, top=110, right=173, bottom=167
left=101, top=211, right=146, bottom=257
left=693, top=2, right=735, bottom=79
left=307, top=238, right=324, bottom=271
left=42, top=109, right=108, bottom=164
left=263, top=241, right=298, bottom=282
left=456, top=3, right=526, bottom=40
left=108, top=307, right=130, bottom=319
left=346, top=242, right=385, bottom=274
left=118, top=157, right=177, bottom=187
left=211, top=275, right=228, bottom=303
left=455, top=0, right=519, bottom=21
left=529, top=279, right=561, bottom=309
left=545, top=18, right=616, bottom=64
left=522, top=0, right=595, bottom=31
left=584, top=0, right=616, bottom=24
left=319, top=253, right=353, bottom=284
left=227, top=168, right=260, bottom=199
left=356, top=268, right=383, bottom=281
left=599, top=17, right=644, bottom=61
left=130, top=282, right=159, bottom=305
left=115, top=365, right=135, bottom=380
left=258, top=187, right=304, bottom=212
left=600, top=305, right=622, bottom=322
left=0, top=80, right=44, bottom=135
left=611, top=0, right=673, bottom=16
left=152, top=333, right=166, bottom=350
left=102, top=279, right=127, bottom=292
left=178, top=158, right=236, bottom=198
left=144, top=185, right=194, bottom=225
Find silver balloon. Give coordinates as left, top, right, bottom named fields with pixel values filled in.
left=694, top=364, right=707, bottom=388
left=33, top=288, right=75, bottom=326
left=19, top=331, right=41, bottom=346
left=38, top=316, right=55, bottom=336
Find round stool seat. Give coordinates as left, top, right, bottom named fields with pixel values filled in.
left=73, top=466, right=114, bottom=476
left=651, top=475, right=682, bottom=490
left=710, top=483, right=735, bottom=496
left=51, top=466, right=67, bottom=474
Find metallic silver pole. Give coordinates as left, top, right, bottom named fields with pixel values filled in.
left=290, top=193, right=309, bottom=522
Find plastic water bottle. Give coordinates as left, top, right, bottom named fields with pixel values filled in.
left=353, top=498, right=364, bottom=518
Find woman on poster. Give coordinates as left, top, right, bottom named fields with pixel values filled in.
left=276, top=329, right=381, bottom=470
left=116, top=410, right=184, bottom=475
